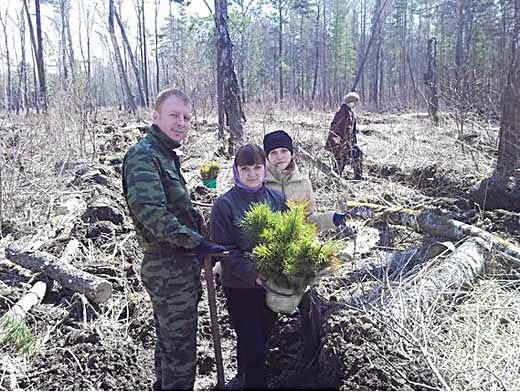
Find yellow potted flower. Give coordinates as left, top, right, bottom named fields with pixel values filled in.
left=200, top=161, right=221, bottom=189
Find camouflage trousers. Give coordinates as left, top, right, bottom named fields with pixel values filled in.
left=141, top=249, right=202, bottom=391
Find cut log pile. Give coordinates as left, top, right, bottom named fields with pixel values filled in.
left=1, top=165, right=127, bottom=307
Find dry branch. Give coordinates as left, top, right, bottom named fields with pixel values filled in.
left=5, top=245, right=112, bottom=304
left=294, top=144, right=347, bottom=183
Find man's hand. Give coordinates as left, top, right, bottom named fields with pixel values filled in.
left=192, top=239, right=230, bottom=257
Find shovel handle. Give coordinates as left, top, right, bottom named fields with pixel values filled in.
left=203, top=255, right=225, bottom=390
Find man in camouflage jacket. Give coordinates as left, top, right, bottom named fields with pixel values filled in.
left=122, top=88, right=226, bottom=390
left=325, top=92, right=364, bottom=179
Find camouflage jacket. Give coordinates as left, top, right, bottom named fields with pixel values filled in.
left=122, top=124, right=205, bottom=252
left=325, top=103, right=358, bottom=153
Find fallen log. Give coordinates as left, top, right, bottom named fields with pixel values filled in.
left=382, top=237, right=491, bottom=323
left=5, top=245, right=112, bottom=304
left=344, top=201, right=520, bottom=268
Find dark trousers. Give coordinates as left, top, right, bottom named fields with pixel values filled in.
left=223, top=287, right=277, bottom=390
left=298, top=288, right=321, bottom=365
left=334, top=144, right=363, bottom=178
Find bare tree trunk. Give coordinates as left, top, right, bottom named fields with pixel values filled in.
left=140, top=0, right=149, bottom=106
left=59, top=0, right=69, bottom=83
left=108, top=0, right=136, bottom=113
left=22, top=0, right=38, bottom=112
left=19, top=9, right=29, bottom=115
left=321, top=0, right=327, bottom=107
left=471, top=0, right=520, bottom=212
left=311, top=4, right=320, bottom=102
left=424, top=37, right=439, bottom=125
left=0, top=10, right=12, bottom=111
left=215, top=0, right=225, bottom=141
left=494, top=0, right=520, bottom=189
left=114, top=8, right=145, bottom=107
left=278, top=0, right=284, bottom=102
left=352, top=0, right=389, bottom=92
left=214, top=0, right=245, bottom=153
left=154, top=0, right=160, bottom=95
left=65, top=0, right=75, bottom=85
left=34, top=0, right=47, bottom=111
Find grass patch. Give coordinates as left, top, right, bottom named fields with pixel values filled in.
left=0, top=315, right=38, bottom=355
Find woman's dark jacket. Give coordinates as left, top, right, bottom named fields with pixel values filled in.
left=210, top=185, right=286, bottom=288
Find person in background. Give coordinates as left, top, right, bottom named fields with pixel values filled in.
left=210, top=144, right=287, bottom=390
left=122, top=87, right=228, bottom=390
left=325, top=92, right=364, bottom=180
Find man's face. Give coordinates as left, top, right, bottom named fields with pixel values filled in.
left=153, top=95, right=192, bottom=144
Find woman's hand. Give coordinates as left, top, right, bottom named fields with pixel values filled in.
left=256, top=275, right=266, bottom=287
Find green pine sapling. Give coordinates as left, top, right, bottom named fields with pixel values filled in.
left=240, top=201, right=341, bottom=292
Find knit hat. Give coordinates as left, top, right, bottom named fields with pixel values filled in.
left=263, top=130, right=293, bottom=156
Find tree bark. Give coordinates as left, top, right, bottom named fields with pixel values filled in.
left=471, top=0, right=520, bottom=211
left=278, top=0, right=284, bottom=102
left=215, top=0, right=225, bottom=141
left=140, top=0, right=149, bottom=106
left=5, top=245, right=112, bottom=304
left=311, top=4, right=320, bottom=102
left=22, top=0, right=39, bottom=112
left=59, top=0, right=69, bottom=83
left=0, top=10, right=12, bottom=111
left=154, top=0, right=160, bottom=96
left=424, top=37, right=439, bottom=125
left=34, top=0, right=47, bottom=111
left=214, top=0, right=245, bottom=153
left=494, top=0, right=520, bottom=188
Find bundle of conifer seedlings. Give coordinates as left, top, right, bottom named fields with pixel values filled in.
left=240, top=201, right=342, bottom=313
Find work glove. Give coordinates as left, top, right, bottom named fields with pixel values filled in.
left=192, top=239, right=229, bottom=257
left=333, top=212, right=346, bottom=226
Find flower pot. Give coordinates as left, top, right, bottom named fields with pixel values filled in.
left=202, top=178, right=217, bottom=189
left=264, top=280, right=308, bottom=314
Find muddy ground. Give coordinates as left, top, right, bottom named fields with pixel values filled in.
left=1, top=110, right=519, bottom=390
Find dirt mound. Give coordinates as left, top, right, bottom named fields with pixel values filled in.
left=317, top=307, right=439, bottom=390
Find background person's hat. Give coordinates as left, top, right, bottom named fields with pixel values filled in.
left=263, top=130, right=293, bottom=156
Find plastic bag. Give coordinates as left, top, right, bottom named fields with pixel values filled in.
left=264, top=280, right=308, bottom=314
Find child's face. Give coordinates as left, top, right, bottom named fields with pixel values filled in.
left=268, top=147, right=292, bottom=171
left=237, top=163, right=265, bottom=189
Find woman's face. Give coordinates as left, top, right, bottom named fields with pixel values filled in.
left=237, top=163, right=265, bottom=189
left=268, top=147, right=292, bottom=171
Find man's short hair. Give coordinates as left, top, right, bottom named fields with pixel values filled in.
left=343, top=92, right=360, bottom=104
left=154, top=88, right=192, bottom=111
